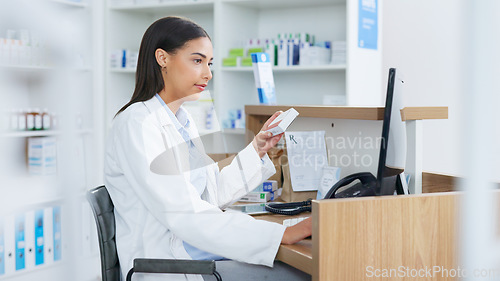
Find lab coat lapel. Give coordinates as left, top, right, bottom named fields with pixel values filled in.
left=143, top=98, right=190, bottom=176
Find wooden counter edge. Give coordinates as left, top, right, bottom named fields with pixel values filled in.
left=400, top=106, right=448, bottom=121
left=276, top=241, right=313, bottom=275
left=245, top=105, right=448, bottom=121
left=245, top=105, right=384, bottom=120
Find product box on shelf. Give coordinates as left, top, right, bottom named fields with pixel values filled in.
left=28, top=137, right=57, bottom=176
left=251, top=52, right=276, bottom=105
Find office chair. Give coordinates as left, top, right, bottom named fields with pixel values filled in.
left=87, top=185, right=222, bottom=281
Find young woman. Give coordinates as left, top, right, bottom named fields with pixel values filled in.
left=104, top=16, right=312, bottom=281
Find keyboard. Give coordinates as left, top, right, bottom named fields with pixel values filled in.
left=282, top=216, right=309, bottom=227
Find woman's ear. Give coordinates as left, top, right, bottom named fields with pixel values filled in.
left=155, top=48, right=168, bottom=69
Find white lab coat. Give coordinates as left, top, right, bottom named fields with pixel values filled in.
left=104, top=97, right=286, bottom=281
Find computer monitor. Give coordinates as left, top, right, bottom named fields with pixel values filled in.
left=324, top=68, right=407, bottom=198
left=376, top=68, right=406, bottom=195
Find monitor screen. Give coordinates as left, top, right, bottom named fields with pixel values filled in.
left=376, top=68, right=406, bottom=195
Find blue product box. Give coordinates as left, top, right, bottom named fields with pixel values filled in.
left=251, top=52, right=277, bottom=105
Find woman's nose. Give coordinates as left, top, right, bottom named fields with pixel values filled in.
left=204, top=64, right=213, bottom=81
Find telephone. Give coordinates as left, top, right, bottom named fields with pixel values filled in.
left=265, top=172, right=377, bottom=215
left=323, top=172, right=377, bottom=199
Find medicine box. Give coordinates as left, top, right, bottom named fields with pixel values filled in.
left=28, top=137, right=57, bottom=175
left=255, top=180, right=278, bottom=192
left=266, top=108, right=299, bottom=136
left=239, top=191, right=275, bottom=203
left=251, top=52, right=276, bottom=104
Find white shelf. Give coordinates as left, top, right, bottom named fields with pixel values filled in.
left=221, top=64, right=346, bottom=72
left=1, top=129, right=92, bottom=138
left=50, top=0, right=88, bottom=8
left=110, top=68, right=136, bottom=73
left=0, top=64, right=54, bottom=71
left=110, top=67, right=216, bottom=73
left=109, top=0, right=214, bottom=13
left=221, top=0, right=344, bottom=9
left=1, top=65, right=92, bottom=72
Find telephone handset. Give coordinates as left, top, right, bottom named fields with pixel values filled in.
left=323, top=172, right=377, bottom=199
left=265, top=172, right=377, bottom=215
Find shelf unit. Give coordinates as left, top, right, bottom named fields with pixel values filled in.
left=221, top=64, right=347, bottom=72
left=105, top=0, right=382, bottom=153
left=0, top=1, right=101, bottom=280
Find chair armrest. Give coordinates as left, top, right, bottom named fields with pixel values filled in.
left=126, top=258, right=222, bottom=281
left=133, top=258, right=216, bottom=275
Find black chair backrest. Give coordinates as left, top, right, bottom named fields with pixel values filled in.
left=87, top=185, right=121, bottom=281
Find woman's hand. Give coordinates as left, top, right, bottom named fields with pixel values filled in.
left=281, top=217, right=312, bottom=245
left=252, top=111, right=284, bottom=158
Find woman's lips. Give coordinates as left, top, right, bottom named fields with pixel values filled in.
left=195, top=84, right=207, bottom=91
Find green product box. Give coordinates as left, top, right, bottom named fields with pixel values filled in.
left=222, top=57, right=237, bottom=67
left=241, top=56, right=253, bottom=67
left=247, top=47, right=264, bottom=56
left=229, top=48, right=244, bottom=57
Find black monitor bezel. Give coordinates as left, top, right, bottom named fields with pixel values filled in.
left=376, top=67, right=398, bottom=195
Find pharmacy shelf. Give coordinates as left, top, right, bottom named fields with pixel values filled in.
left=1, top=65, right=91, bottom=72
left=109, top=0, right=214, bottom=14
left=221, top=0, right=344, bottom=9
left=50, top=0, right=88, bottom=8
left=1, top=129, right=92, bottom=138
left=110, top=67, right=216, bottom=73
left=110, top=68, right=136, bottom=73
left=0, top=64, right=54, bottom=71
left=1, top=130, right=61, bottom=137
left=221, top=64, right=346, bottom=72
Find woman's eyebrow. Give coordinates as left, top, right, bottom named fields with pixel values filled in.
left=191, top=52, right=206, bottom=58
left=191, top=52, right=214, bottom=61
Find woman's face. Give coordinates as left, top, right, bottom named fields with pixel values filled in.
left=163, top=37, right=213, bottom=103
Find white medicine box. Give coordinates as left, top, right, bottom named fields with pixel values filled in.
left=28, top=137, right=57, bottom=176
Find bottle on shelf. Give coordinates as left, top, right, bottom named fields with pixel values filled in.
left=18, top=108, right=27, bottom=131
left=26, top=108, right=36, bottom=130
left=42, top=108, right=51, bottom=130
left=34, top=108, right=43, bottom=130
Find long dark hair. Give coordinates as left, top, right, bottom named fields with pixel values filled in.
left=115, top=16, right=210, bottom=116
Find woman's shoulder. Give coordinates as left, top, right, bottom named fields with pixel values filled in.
left=112, top=101, right=159, bottom=131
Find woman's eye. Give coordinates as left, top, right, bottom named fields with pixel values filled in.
left=194, top=59, right=202, bottom=64
left=208, top=62, right=213, bottom=67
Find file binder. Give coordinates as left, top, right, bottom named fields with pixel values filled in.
left=34, top=210, right=44, bottom=266
left=53, top=206, right=61, bottom=261
left=14, top=214, right=25, bottom=271
left=24, top=210, right=35, bottom=270
left=43, top=207, right=54, bottom=264
left=4, top=216, right=15, bottom=275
